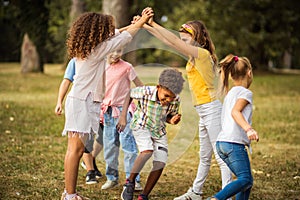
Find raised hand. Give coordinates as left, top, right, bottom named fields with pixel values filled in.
left=140, top=7, right=154, bottom=23
left=131, top=15, right=141, bottom=24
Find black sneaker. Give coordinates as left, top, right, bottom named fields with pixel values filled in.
left=95, top=169, right=102, bottom=179
left=121, top=179, right=135, bottom=200
left=85, top=170, right=98, bottom=184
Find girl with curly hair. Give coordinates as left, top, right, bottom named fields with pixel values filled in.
left=61, top=8, right=153, bottom=200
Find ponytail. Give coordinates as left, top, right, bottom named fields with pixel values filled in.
left=218, top=54, right=252, bottom=97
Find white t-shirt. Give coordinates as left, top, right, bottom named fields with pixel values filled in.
left=217, top=86, right=253, bottom=145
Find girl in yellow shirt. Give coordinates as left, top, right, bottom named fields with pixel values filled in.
left=143, top=13, right=232, bottom=200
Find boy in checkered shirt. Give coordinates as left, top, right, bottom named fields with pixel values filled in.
left=117, top=68, right=185, bottom=200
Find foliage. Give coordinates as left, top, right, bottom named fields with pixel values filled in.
left=9, top=0, right=50, bottom=71
left=0, top=0, right=300, bottom=68
left=0, top=63, right=299, bottom=199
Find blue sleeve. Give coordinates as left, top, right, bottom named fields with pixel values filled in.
left=64, top=58, right=76, bottom=82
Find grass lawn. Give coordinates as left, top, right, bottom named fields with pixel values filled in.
left=0, top=63, right=299, bottom=199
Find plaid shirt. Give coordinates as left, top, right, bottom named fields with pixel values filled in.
left=130, top=86, right=180, bottom=138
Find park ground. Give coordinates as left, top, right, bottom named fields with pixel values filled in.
left=0, top=63, right=299, bottom=199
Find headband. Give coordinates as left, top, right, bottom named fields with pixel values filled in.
left=181, top=24, right=194, bottom=36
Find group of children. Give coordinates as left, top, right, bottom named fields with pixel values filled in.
left=55, top=6, right=259, bottom=200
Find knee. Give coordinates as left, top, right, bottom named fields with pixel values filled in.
left=240, top=175, right=253, bottom=189
left=67, top=145, right=85, bottom=158
left=140, top=150, right=153, bottom=156
left=153, top=161, right=165, bottom=171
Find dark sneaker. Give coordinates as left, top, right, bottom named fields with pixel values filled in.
left=95, top=170, right=102, bottom=179
left=85, top=170, right=98, bottom=184
left=138, top=194, right=148, bottom=200
left=121, top=179, right=135, bottom=200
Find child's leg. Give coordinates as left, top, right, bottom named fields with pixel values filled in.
left=128, top=150, right=152, bottom=182
left=214, top=142, right=253, bottom=200
left=206, top=101, right=232, bottom=190
left=92, top=123, right=103, bottom=159
left=142, top=161, right=165, bottom=196
left=82, top=153, right=94, bottom=171
left=120, top=112, right=140, bottom=182
left=64, top=132, right=86, bottom=194
left=82, top=135, right=95, bottom=171
left=140, top=134, right=168, bottom=196
left=103, top=109, right=120, bottom=181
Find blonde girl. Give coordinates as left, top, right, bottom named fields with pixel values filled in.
left=208, top=54, right=259, bottom=200
left=142, top=14, right=232, bottom=200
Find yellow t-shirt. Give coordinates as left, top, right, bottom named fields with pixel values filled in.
left=186, top=47, right=217, bottom=105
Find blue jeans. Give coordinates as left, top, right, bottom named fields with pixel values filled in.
left=214, top=142, right=253, bottom=200
left=103, top=106, right=140, bottom=182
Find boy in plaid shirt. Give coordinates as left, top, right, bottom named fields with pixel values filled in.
left=117, top=68, right=185, bottom=200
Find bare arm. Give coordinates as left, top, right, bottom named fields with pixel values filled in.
left=232, top=99, right=259, bottom=141
left=55, top=79, right=72, bottom=115
left=116, top=91, right=133, bottom=132
left=133, top=76, right=144, bottom=87
left=143, top=23, right=174, bottom=47
left=147, top=20, right=198, bottom=58
left=125, top=7, right=154, bottom=37
left=118, top=25, right=131, bottom=33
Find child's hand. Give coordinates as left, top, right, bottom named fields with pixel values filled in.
left=55, top=104, right=63, bottom=115
left=169, top=114, right=181, bottom=125
left=116, top=116, right=127, bottom=132
left=247, top=128, right=259, bottom=142
left=148, top=16, right=154, bottom=26
left=142, top=7, right=154, bottom=25
left=131, top=15, right=141, bottom=24
left=140, top=7, right=154, bottom=23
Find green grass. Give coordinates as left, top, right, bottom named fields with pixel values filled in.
left=0, top=63, right=299, bottom=199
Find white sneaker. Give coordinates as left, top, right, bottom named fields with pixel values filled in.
left=134, top=181, right=143, bottom=191
left=173, top=188, right=202, bottom=200
left=81, top=161, right=87, bottom=170
left=101, top=180, right=119, bottom=190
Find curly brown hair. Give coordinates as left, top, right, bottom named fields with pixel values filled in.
left=66, top=12, right=115, bottom=59
left=179, top=20, right=218, bottom=67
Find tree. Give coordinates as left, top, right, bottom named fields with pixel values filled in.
left=10, top=0, right=49, bottom=73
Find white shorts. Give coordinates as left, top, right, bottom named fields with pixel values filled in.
left=62, top=93, right=101, bottom=138
left=133, top=128, right=168, bottom=164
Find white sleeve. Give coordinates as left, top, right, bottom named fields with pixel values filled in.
left=238, top=89, right=253, bottom=104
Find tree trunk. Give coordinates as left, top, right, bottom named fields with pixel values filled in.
left=102, top=0, right=129, bottom=27
left=102, top=0, right=137, bottom=65
left=21, top=33, right=40, bottom=73
left=282, top=48, right=292, bottom=69
left=70, top=0, right=85, bottom=22
left=62, top=0, right=86, bottom=69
